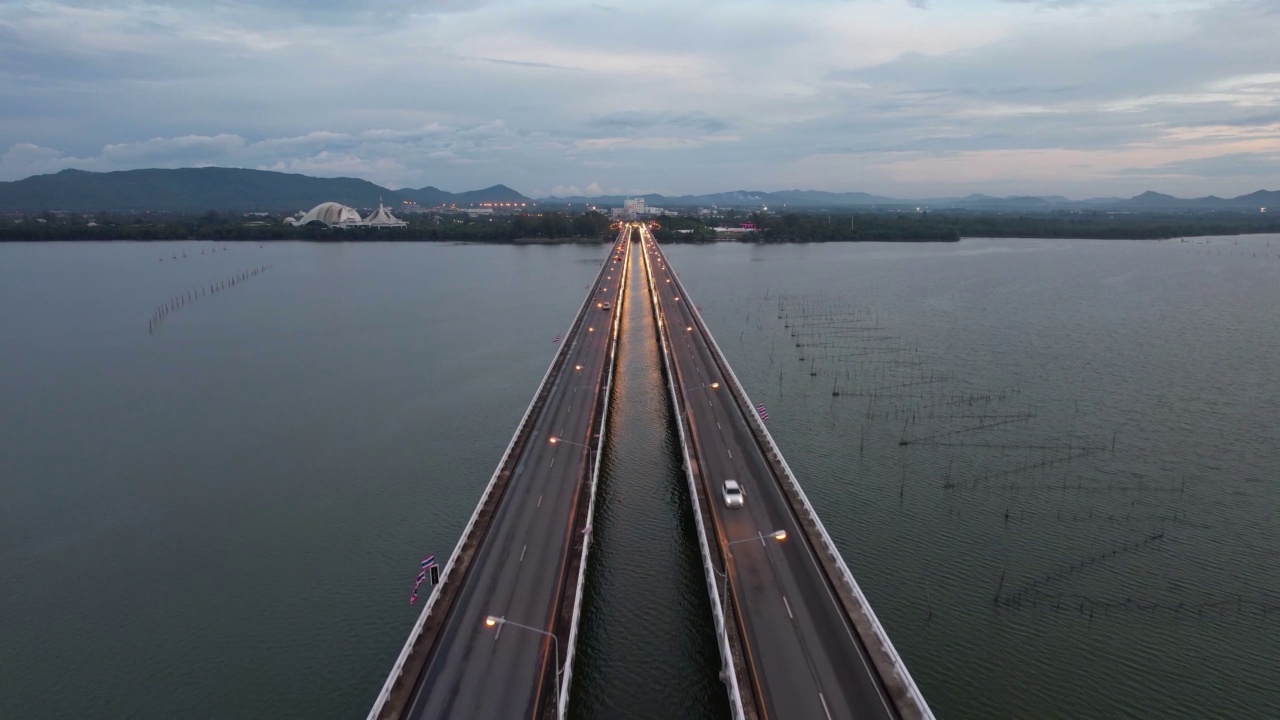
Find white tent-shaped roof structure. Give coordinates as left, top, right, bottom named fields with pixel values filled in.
left=284, top=201, right=408, bottom=228
left=363, top=202, right=407, bottom=227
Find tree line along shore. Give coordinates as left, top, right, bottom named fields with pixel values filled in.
left=3, top=208, right=1278, bottom=243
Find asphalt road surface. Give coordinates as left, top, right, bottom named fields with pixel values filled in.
left=641, top=227, right=899, bottom=720
left=403, top=230, right=630, bottom=719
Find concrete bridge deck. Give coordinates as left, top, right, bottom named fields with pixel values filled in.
left=367, top=228, right=631, bottom=720
left=639, top=225, right=933, bottom=720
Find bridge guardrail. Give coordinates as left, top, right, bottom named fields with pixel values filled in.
left=558, top=227, right=629, bottom=718
left=660, top=241, right=935, bottom=720
left=641, top=230, right=748, bottom=720
left=367, top=236, right=621, bottom=720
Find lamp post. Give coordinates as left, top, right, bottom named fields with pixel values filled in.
left=484, top=615, right=561, bottom=716
left=715, top=529, right=788, bottom=620
left=548, top=436, right=589, bottom=450
left=687, top=382, right=720, bottom=407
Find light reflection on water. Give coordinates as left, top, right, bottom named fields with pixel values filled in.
left=1, top=236, right=1277, bottom=719
left=666, top=235, right=1280, bottom=720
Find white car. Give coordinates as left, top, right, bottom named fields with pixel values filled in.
left=722, top=480, right=744, bottom=508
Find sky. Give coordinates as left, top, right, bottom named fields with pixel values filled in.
left=1, top=0, right=1278, bottom=198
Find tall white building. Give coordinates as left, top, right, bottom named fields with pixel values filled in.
left=623, top=197, right=646, bottom=218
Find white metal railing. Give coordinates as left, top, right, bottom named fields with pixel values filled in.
left=367, top=235, right=622, bottom=720
left=641, top=228, right=747, bottom=720
left=558, top=226, right=629, bottom=718
left=659, top=240, right=935, bottom=720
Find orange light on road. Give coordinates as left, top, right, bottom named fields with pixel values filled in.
left=575, top=364, right=582, bottom=371
left=485, top=616, right=498, bottom=627
left=711, top=382, right=720, bottom=389
left=686, top=326, right=693, bottom=332
left=588, top=327, right=595, bottom=332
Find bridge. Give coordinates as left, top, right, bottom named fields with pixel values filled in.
left=368, top=223, right=933, bottom=719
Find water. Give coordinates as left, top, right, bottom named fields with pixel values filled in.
left=568, top=235, right=727, bottom=719
left=665, top=236, right=1280, bottom=720
left=2, top=236, right=1277, bottom=718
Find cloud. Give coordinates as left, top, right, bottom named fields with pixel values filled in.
left=0, top=123, right=521, bottom=188
left=548, top=181, right=608, bottom=197
left=2, top=0, right=1279, bottom=197
left=1115, top=151, right=1280, bottom=179
left=588, top=111, right=730, bottom=133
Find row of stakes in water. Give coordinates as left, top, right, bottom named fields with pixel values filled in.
left=149, top=265, right=272, bottom=334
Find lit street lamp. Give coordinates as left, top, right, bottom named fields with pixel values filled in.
left=716, top=529, right=788, bottom=619
left=484, top=615, right=561, bottom=715
left=549, top=436, right=589, bottom=449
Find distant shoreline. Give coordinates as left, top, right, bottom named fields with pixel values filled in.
left=4, top=231, right=1279, bottom=244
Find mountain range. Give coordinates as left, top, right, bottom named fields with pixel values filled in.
left=0, top=168, right=528, bottom=213
left=0, top=167, right=1275, bottom=214
left=541, top=188, right=1280, bottom=211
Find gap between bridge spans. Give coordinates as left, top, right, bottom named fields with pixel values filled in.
left=639, top=227, right=936, bottom=720
left=366, top=228, right=630, bottom=720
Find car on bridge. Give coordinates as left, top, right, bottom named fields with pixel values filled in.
left=722, top=480, right=744, bottom=508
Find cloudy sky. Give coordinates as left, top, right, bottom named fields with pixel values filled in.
left=2, top=0, right=1277, bottom=198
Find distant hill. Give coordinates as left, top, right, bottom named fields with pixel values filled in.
left=541, top=189, right=899, bottom=209
left=0, top=168, right=531, bottom=213
left=395, top=184, right=530, bottom=207
left=543, top=187, right=1279, bottom=212
left=2, top=166, right=1273, bottom=214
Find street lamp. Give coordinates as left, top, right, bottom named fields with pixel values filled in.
left=688, top=382, right=720, bottom=391
left=549, top=436, right=589, bottom=449
left=716, top=529, right=788, bottom=618
left=484, top=615, right=561, bottom=715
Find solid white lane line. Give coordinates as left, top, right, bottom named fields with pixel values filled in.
left=520, top=544, right=527, bottom=561
left=819, top=692, right=833, bottom=720
left=783, top=595, right=794, bottom=620
left=537, top=494, right=543, bottom=508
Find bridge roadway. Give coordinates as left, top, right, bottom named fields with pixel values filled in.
left=640, top=226, right=904, bottom=720
left=373, top=228, right=630, bottom=720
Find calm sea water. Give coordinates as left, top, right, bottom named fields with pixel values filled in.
left=1, top=236, right=1277, bottom=719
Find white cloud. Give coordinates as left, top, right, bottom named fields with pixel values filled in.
left=1, top=0, right=1277, bottom=197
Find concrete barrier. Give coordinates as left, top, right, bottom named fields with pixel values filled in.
left=367, top=234, right=624, bottom=720
left=557, top=227, right=629, bottom=718
left=658, top=240, right=935, bottom=720
left=640, top=229, right=749, bottom=720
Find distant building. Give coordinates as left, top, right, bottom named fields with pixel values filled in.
left=610, top=207, right=627, bottom=220
left=363, top=202, right=408, bottom=227
left=623, top=197, right=646, bottom=218
left=285, top=202, right=363, bottom=226
left=478, top=202, right=527, bottom=213
left=285, top=201, right=406, bottom=228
